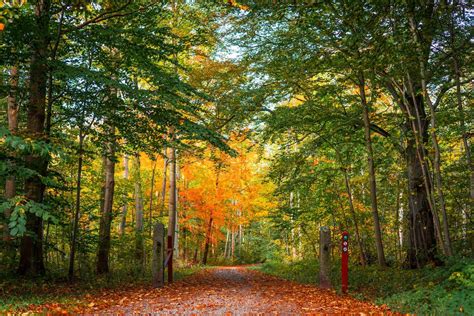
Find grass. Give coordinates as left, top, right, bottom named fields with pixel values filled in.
left=254, top=256, right=474, bottom=315
left=0, top=263, right=205, bottom=313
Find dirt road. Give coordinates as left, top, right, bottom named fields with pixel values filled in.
left=95, top=266, right=388, bottom=315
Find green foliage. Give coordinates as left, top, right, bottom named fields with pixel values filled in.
left=1, top=197, right=58, bottom=237
left=379, top=258, right=474, bottom=315
left=256, top=257, right=474, bottom=315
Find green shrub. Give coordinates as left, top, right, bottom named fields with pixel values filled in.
left=255, top=256, right=474, bottom=315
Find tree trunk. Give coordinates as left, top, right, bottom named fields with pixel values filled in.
left=68, top=131, right=85, bottom=280
left=408, top=15, right=453, bottom=257
left=167, top=145, right=176, bottom=279
left=359, top=75, right=386, bottom=267
left=160, top=148, right=168, bottom=215
left=342, top=167, right=367, bottom=266
left=4, top=65, right=19, bottom=244
left=453, top=47, right=473, bottom=251
left=420, top=74, right=453, bottom=257
left=96, top=124, right=116, bottom=274
left=148, top=156, right=158, bottom=235
left=133, top=153, right=144, bottom=265
left=202, top=216, right=213, bottom=265
left=224, top=229, right=230, bottom=259
left=120, top=155, right=129, bottom=236
left=18, top=0, right=51, bottom=276
left=231, top=228, right=235, bottom=260
left=319, top=226, right=331, bottom=289
left=152, top=223, right=165, bottom=288
left=404, top=92, right=438, bottom=268
left=395, top=182, right=403, bottom=262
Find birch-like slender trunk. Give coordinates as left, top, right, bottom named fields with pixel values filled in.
left=342, top=167, right=367, bottom=266
left=96, top=123, right=116, bottom=274
left=160, top=148, right=168, bottom=216
left=167, top=144, right=176, bottom=279
left=359, top=74, right=386, bottom=267
left=148, top=157, right=158, bottom=235
left=119, top=155, right=129, bottom=235
left=68, top=130, right=85, bottom=280
left=133, top=153, right=144, bottom=265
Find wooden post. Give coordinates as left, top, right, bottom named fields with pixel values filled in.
left=319, top=226, right=331, bottom=289
left=152, top=223, right=165, bottom=288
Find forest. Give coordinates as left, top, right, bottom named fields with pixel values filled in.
left=0, top=0, right=473, bottom=314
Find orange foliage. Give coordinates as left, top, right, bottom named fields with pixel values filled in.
left=179, top=135, right=272, bottom=248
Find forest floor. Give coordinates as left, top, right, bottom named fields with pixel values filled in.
left=60, top=266, right=389, bottom=315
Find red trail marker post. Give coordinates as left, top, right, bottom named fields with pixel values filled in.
left=341, top=231, right=349, bottom=294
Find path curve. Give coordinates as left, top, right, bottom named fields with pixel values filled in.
left=95, top=266, right=389, bottom=315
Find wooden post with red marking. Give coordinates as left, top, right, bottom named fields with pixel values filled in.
left=341, top=231, right=349, bottom=294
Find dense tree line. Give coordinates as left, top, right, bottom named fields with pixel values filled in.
left=231, top=0, right=473, bottom=267
left=0, top=0, right=243, bottom=277
left=1, top=0, right=472, bottom=287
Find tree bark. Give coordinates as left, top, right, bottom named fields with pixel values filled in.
left=152, top=223, right=165, bottom=288
left=4, top=65, right=19, bottom=244
left=119, top=155, right=129, bottom=236
left=133, top=153, right=144, bottom=265
left=408, top=15, right=453, bottom=257
left=342, top=167, right=367, bottom=266
left=148, top=156, right=158, bottom=235
left=160, top=148, right=168, bottom=215
left=454, top=57, right=473, bottom=249
left=404, top=92, right=438, bottom=268
left=68, top=131, right=85, bottom=280
left=96, top=123, right=116, bottom=274
left=359, top=75, right=386, bottom=267
left=319, top=226, right=331, bottom=289
left=202, top=216, right=213, bottom=265
left=420, top=74, right=453, bottom=257
left=167, top=145, right=176, bottom=279
left=18, top=0, right=51, bottom=276
left=224, top=229, right=230, bottom=259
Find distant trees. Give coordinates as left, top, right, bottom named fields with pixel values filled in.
left=233, top=0, right=473, bottom=267
left=0, top=1, right=234, bottom=277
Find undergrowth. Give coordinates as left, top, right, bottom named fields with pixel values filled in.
left=0, top=263, right=204, bottom=312
left=255, top=256, right=473, bottom=315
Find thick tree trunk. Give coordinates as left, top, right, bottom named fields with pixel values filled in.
left=133, top=153, right=144, bottom=265
left=68, top=131, right=85, bottom=280
left=359, top=76, right=386, bottom=267
left=18, top=0, right=51, bottom=276
left=404, top=93, right=438, bottom=268
left=407, top=15, right=454, bottom=256
left=119, top=155, right=129, bottom=235
left=421, top=78, right=453, bottom=257
left=96, top=124, right=116, bottom=274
